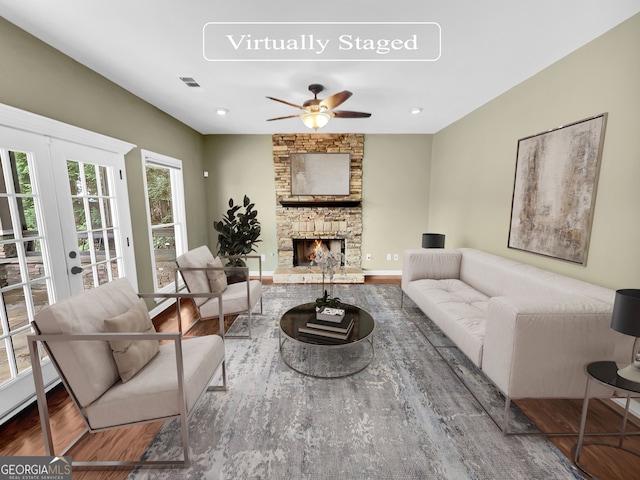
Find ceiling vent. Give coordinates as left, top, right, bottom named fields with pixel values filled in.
left=179, top=76, right=201, bottom=88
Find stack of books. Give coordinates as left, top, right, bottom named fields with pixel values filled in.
left=298, top=307, right=354, bottom=343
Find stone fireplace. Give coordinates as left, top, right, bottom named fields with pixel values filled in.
left=272, top=133, right=365, bottom=283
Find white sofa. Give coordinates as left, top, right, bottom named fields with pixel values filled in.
left=402, top=248, right=632, bottom=412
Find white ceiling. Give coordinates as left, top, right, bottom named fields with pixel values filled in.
left=1, top=1, right=639, bottom=135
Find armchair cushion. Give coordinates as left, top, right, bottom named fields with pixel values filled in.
left=206, top=257, right=228, bottom=293
left=104, top=299, right=160, bottom=383
left=177, top=245, right=216, bottom=306
left=33, top=278, right=139, bottom=407
left=85, top=334, right=224, bottom=430
left=198, top=279, right=263, bottom=319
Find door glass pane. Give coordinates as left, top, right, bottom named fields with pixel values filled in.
left=12, top=329, right=32, bottom=374
left=89, top=200, right=102, bottom=229
left=5, top=287, right=28, bottom=331
left=67, top=160, right=81, bottom=195
left=99, top=166, right=110, bottom=196
left=72, top=198, right=86, bottom=231
left=28, top=244, right=47, bottom=281
left=0, top=196, right=14, bottom=241
left=84, top=163, right=98, bottom=195
left=0, top=341, right=10, bottom=383
left=102, top=199, right=113, bottom=228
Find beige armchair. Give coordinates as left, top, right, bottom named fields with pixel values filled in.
left=176, top=245, right=263, bottom=339
left=27, top=278, right=226, bottom=468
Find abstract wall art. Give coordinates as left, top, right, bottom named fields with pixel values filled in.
left=508, top=113, right=607, bottom=264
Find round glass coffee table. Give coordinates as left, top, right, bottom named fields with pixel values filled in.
left=279, top=302, right=376, bottom=378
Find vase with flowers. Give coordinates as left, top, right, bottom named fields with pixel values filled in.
left=311, top=246, right=345, bottom=310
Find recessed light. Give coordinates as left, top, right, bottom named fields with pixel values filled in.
left=216, top=108, right=229, bottom=116
left=410, top=107, right=423, bottom=115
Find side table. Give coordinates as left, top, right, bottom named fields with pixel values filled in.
left=573, top=361, right=640, bottom=477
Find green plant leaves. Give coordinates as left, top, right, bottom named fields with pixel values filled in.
left=213, top=195, right=262, bottom=259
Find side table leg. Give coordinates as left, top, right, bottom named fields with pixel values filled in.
left=574, top=378, right=592, bottom=465
left=620, top=395, right=632, bottom=448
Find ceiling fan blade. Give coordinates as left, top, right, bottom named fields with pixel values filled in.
left=332, top=110, right=372, bottom=118
left=320, top=90, right=352, bottom=110
left=266, top=114, right=303, bottom=121
left=266, top=96, right=306, bottom=110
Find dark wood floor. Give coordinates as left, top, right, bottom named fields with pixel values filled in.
left=1, top=276, right=639, bottom=479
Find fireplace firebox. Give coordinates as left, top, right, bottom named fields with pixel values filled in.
left=292, top=238, right=345, bottom=267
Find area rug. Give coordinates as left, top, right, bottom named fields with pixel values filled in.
left=128, top=284, right=584, bottom=480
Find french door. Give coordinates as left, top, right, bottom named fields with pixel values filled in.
left=0, top=111, right=136, bottom=422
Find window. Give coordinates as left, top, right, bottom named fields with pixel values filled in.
left=142, top=150, right=187, bottom=292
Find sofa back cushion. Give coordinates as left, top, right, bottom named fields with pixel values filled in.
left=33, top=278, right=140, bottom=407
left=402, top=249, right=462, bottom=290
left=458, top=248, right=614, bottom=304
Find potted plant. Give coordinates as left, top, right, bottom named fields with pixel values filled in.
left=315, top=290, right=341, bottom=310
left=213, top=195, right=261, bottom=275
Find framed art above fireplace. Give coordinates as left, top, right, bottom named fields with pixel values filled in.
left=290, top=153, right=350, bottom=196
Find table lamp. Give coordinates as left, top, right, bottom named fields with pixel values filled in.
left=610, top=289, right=640, bottom=383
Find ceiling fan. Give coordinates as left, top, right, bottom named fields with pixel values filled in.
left=266, top=84, right=371, bottom=130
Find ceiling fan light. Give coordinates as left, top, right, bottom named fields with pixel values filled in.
left=301, top=112, right=331, bottom=130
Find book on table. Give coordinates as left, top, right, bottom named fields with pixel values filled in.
left=298, top=320, right=354, bottom=341
left=306, top=315, right=354, bottom=334
left=316, top=307, right=345, bottom=322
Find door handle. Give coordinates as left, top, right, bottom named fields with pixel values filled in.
left=70, top=266, right=83, bottom=275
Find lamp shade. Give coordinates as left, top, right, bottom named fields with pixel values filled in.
left=422, top=233, right=445, bottom=248
left=610, top=289, right=640, bottom=337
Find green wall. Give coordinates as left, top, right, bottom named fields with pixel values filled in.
left=0, top=18, right=208, bottom=293
left=203, top=134, right=431, bottom=272
left=430, top=13, right=640, bottom=289
left=203, top=135, right=278, bottom=269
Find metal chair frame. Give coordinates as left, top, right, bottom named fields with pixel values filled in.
left=177, top=254, right=263, bottom=339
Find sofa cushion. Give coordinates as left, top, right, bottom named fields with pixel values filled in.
left=104, top=299, right=160, bottom=383
left=406, top=278, right=488, bottom=366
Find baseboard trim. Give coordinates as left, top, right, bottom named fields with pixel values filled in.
left=364, top=270, right=402, bottom=276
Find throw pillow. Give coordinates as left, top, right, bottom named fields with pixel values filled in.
left=206, top=257, right=228, bottom=293
left=103, top=299, right=159, bottom=383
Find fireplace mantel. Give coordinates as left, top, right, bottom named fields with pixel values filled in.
left=279, top=200, right=361, bottom=208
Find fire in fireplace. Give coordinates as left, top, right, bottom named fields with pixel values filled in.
left=293, top=238, right=346, bottom=267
